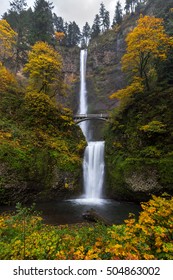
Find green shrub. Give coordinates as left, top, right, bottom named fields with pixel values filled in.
left=0, top=195, right=172, bottom=260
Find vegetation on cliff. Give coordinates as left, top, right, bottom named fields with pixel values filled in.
left=0, top=19, right=85, bottom=205
left=105, top=10, right=173, bottom=200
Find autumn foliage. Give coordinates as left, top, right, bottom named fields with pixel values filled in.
left=0, top=195, right=172, bottom=260
left=0, top=62, right=17, bottom=92
left=110, top=77, right=144, bottom=100
left=110, top=14, right=173, bottom=108
left=24, top=41, right=64, bottom=96
left=0, top=19, right=17, bottom=63
left=55, top=31, right=65, bottom=44
left=122, top=15, right=172, bottom=82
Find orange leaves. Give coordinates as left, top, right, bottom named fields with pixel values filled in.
left=110, top=77, right=144, bottom=100
left=109, top=77, right=144, bottom=113
left=0, top=62, right=17, bottom=92
left=121, top=15, right=173, bottom=88
left=55, top=32, right=65, bottom=43
left=0, top=19, right=17, bottom=63
left=106, top=194, right=173, bottom=260
left=0, top=195, right=172, bottom=260
left=24, top=41, right=64, bottom=96
left=124, top=15, right=171, bottom=62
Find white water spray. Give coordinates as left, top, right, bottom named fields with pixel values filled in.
left=78, top=49, right=105, bottom=202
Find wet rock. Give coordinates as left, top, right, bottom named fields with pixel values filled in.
left=82, top=208, right=111, bottom=226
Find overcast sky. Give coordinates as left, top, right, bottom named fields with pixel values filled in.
left=0, top=0, right=126, bottom=29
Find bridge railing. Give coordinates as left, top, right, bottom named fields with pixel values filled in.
left=73, top=113, right=109, bottom=124
left=74, top=113, right=109, bottom=119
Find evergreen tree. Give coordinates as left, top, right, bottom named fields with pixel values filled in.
left=31, top=0, right=54, bottom=45
left=99, top=2, right=106, bottom=32
left=53, top=14, right=65, bottom=33
left=66, top=21, right=81, bottom=47
left=91, top=14, right=100, bottom=39
left=124, top=0, right=143, bottom=14
left=124, top=0, right=131, bottom=14
left=3, top=0, right=32, bottom=71
left=112, top=1, right=123, bottom=26
left=99, top=2, right=110, bottom=32
left=53, top=14, right=66, bottom=46
left=81, top=22, right=91, bottom=47
left=104, top=10, right=110, bottom=30
left=9, top=0, right=27, bottom=13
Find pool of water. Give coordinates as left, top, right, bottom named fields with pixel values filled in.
left=38, top=199, right=142, bottom=225
left=0, top=199, right=141, bottom=226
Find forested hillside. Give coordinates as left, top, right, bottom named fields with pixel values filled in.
left=0, top=1, right=86, bottom=205
left=104, top=0, right=173, bottom=200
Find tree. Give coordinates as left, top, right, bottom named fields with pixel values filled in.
left=124, top=0, right=147, bottom=14
left=55, top=31, right=65, bottom=46
left=66, top=21, right=81, bottom=47
left=9, top=0, right=27, bottom=13
left=121, top=15, right=173, bottom=90
left=91, top=14, right=100, bottom=39
left=0, top=62, right=17, bottom=92
left=104, top=11, right=110, bottom=31
left=53, top=14, right=65, bottom=33
left=3, top=0, right=30, bottom=71
left=81, top=22, right=91, bottom=47
left=112, top=1, right=123, bottom=26
left=124, top=0, right=136, bottom=14
left=23, top=41, right=64, bottom=96
left=0, top=19, right=17, bottom=64
left=31, top=0, right=54, bottom=45
left=99, top=2, right=110, bottom=32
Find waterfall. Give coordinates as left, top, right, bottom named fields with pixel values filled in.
left=78, top=49, right=88, bottom=140
left=83, top=141, right=105, bottom=200
left=78, top=49, right=105, bottom=202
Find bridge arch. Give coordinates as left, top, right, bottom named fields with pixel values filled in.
left=73, top=114, right=109, bottom=124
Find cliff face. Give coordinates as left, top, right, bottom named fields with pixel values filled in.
left=57, top=46, right=81, bottom=113
left=86, top=29, right=126, bottom=113
left=59, top=22, right=132, bottom=114
left=61, top=0, right=173, bottom=114
left=61, top=14, right=139, bottom=114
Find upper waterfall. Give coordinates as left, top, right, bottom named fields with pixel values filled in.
left=78, top=49, right=88, bottom=140
left=79, top=49, right=87, bottom=114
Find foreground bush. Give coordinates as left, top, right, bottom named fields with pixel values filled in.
left=0, top=195, right=172, bottom=260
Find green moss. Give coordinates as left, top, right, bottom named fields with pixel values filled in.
left=105, top=86, right=173, bottom=200
left=0, top=78, right=85, bottom=205
left=158, top=158, right=173, bottom=190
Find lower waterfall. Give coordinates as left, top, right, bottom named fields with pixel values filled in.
left=83, top=141, right=105, bottom=201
